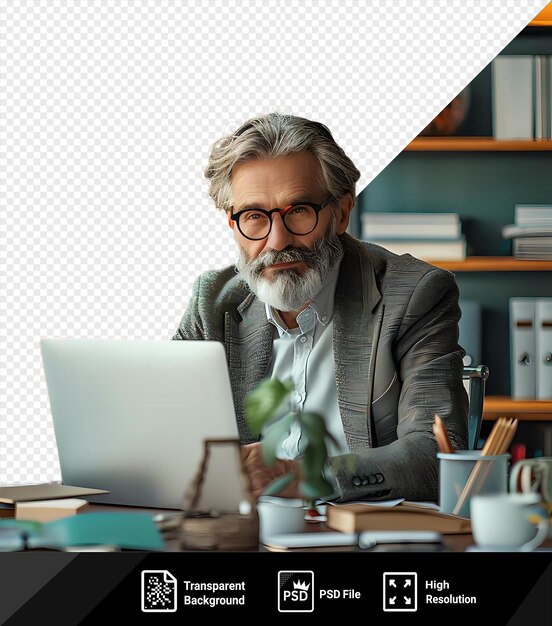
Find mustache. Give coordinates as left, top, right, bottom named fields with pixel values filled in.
left=246, top=246, right=320, bottom=276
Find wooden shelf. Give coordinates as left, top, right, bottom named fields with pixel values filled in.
left=529, top=5, right=552, bottom=27
left=406, top=137, right=552, bottom=151
left=431, top=257, right=552, bottom=272
left=484, top=396, right=552, bottom=421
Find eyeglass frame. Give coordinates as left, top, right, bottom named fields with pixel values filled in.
left=229, top=195, right=334, bottom=241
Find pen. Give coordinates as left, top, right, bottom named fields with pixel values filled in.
left=433, top=414, right=454, bottom=454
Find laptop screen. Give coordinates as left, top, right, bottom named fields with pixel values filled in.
left=41, top=339, right=243, bottom=509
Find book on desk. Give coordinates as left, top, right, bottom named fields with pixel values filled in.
left=0, top=484, right=109, bottom=504
left=326, top=501, right=471, bottom=534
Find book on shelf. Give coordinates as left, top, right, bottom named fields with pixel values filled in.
left=15, top=498, right=89, bottom=523
left=326, top=501, right=471, bottom=535
left=368, top=237, right=466, bottom=261
left=515, top=205, right=552, bottom=226
left=535, top=55, right=551, bottom=140
left=492, top=55, right=533, bottom=140
left=513, top=237, right=552, bottom=260
left=503, top=225, right=552, bottom=239
left=492, top=55, right=552, bottom=140
left=503, top=205, right=552, bottom=260
left=361, top=212, right=460, bottom=240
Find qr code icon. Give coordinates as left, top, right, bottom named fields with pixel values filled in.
left=141, top=570, right=177, bottom=612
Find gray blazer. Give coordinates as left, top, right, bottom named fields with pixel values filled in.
left=173, top=234, right=468, bottom=502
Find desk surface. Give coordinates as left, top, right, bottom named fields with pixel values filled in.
left=88, top=503, right=485, bottom=553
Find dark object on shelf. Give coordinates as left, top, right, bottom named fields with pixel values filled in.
left=419, top=87, right=471, bottom=136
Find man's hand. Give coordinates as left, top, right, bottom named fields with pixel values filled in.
left=241, top=442, right=302, bottom=499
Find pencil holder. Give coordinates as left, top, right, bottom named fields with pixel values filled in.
left=438, top=451, right=510, bottom=518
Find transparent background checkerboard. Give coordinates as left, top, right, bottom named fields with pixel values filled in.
left=1, top=1, right=547, bottom=482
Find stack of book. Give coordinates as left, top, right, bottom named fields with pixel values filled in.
left=0, top=483, right=109, bottom=521
left=361, top=212, right=466, bottom=261
left=502, top=205, right=552, bottom=260
left=492, top=55, right=551, bottom=140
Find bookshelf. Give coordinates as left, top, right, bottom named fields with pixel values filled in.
left=357, top=24, right=552, bottom=427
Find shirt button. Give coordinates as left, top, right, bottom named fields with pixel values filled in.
left=300, top=336, right=307, bottom=343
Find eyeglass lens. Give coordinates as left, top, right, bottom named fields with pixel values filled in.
left=239, top=205, right=317, bottom=239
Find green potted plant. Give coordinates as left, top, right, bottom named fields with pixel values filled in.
left=244, top=378, right=336, bottom=506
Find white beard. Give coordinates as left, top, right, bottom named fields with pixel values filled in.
left=235, top=221, right=343, bottom=312
left=251, top=265, right=326, bottom=312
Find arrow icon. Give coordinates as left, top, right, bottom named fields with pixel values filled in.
left=383, top=572, right=417, bottom=612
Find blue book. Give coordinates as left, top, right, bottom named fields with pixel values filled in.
left=0, top=512, right=164, bottom=551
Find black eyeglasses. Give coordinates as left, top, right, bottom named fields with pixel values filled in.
left=230, top=196, right=333, bottom=241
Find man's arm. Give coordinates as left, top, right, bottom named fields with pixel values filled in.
left=327, top=269, right=468, bottom=502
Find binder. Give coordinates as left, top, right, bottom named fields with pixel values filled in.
left=549, top=54, right=552, bottom=140
left=458, top=299, right=481, bottom=367
left=492, top=56, right=533, bottom=140
left=534, top=56, right=551, bottom=140
left=510, top=298, right=536, bottom=399
left=536, top=298, right=552, bottom=400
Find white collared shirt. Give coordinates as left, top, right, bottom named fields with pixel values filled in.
left=265, top=260, right=349, bottom=459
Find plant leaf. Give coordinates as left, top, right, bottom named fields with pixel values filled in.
left=299, top=412, right=327, bottom=441
left=299, top=476, right=334, bottom=500
left=301, top=442, right=328, bottom=483
left=262, top=472, right=295, bottom=497
left=261, top=412, right=295, bottom=466
left=244, top=378, right=294, bottom=436
left=300, top=411, right=339, bottom=449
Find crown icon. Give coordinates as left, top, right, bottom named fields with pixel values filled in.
left=293, top=580, right=310, bottom=591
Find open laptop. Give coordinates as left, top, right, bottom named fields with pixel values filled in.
left=40, top=339, right=241, bottom=509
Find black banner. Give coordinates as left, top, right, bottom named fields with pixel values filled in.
left=0, top=552, right=550, bottom=623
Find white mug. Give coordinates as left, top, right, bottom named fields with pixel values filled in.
left=256, top=496, right=306, bottom=543
left=509, top=457, right=552, bottom=504
left=471, top=493, right=549, bottom=551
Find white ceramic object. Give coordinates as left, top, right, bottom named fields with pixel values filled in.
left=471, top=492, right=549, bottom=551
left=257, top=496, right=306, bottom=543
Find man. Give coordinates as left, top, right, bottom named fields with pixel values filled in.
left=173, top=113, right=468, bottom=503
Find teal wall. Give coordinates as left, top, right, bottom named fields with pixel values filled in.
left=356, top=27, right=552, bottom=396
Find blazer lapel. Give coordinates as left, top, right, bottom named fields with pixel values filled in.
left=225, top=294, right=274, bottom=444
left=333, top=238, right=382, bottom=451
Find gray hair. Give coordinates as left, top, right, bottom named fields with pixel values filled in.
left=204, top=113, right=361, bottom=211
